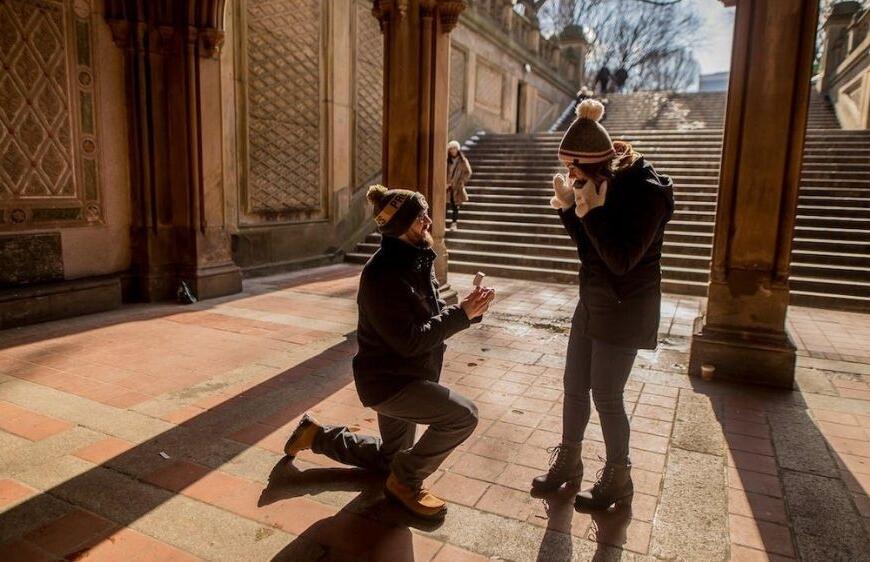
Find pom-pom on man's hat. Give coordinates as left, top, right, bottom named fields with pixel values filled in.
left=366, top=184, right=428, bottom=237
left=558, top=99, right=614, bottom=164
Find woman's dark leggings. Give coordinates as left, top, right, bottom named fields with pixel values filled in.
left=562, top=310, right=638, bottom=465
left=449, top=191, right=459, bottom=223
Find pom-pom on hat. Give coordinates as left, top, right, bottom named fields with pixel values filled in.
left=366, top=184, right=428, bottom=237
left=558, top=99, right=614, bottom=164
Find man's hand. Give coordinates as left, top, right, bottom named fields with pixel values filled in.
left=461, top=286, right=495, bottom=320
left=574, top=179, right=608, bottom=218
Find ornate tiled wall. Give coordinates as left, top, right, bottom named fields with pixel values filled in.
left=240, top=0, right=324, bottom=223
left=0, top=0, right=102, bottom=229
left=353, top=0, right=383, bottom=191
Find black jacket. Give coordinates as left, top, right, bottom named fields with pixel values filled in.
left=558, top=157, right=674, bottom=349
left=352, top=236, right=472, bottom=406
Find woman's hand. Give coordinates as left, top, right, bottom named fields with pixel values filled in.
left=574, top=179, right=608, bottom=218
left=550, top=173, right=574, bottom=210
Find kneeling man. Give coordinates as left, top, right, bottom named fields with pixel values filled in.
left=283, top=185, right=493, bottom=520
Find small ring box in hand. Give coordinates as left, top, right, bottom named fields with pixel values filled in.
left=473, top=272, right=486, bottom=287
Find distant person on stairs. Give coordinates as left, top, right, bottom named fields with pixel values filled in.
left=283, top=185, right=494, bottom=522
left=613, top=66, right=628, bottom=93
left=594, top=65, right=612, bottom=94
left=447, top=140, right=472, bottom=231
left=531, top=99, right=674, bottom=512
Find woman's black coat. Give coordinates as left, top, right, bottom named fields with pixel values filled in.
left=558, top=156, right=674, bottom=350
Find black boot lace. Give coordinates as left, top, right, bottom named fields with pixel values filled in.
left=591, top=459, right=616, bottom=496
left=546, top=445, right=569, bottom=474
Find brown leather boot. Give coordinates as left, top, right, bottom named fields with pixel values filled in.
left=384, top=473, right=447, bottom=521
left=574, top=461, right=633, bottom=511
left=283, top=413, right=322, bottom=457
left=531, top=443, right=583, bottom=492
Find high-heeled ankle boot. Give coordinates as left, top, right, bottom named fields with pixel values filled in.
left=531, top=443, right=583, bottom=492
left=574, top=461, right=633, bottom=510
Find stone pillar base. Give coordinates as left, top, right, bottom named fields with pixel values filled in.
left=0, top=276, right=122, bottom=329
left=181, top=263, right=243, bottom=301
left=689, top=316, right=796, bottom=389
left=439, top=283, right=458, bottom=305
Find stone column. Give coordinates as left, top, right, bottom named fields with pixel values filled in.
left=688, top=0, right=819, bottom=388
left=373, top=0, right=466, bottom=298
left=105, top=1, right=242, bottom=302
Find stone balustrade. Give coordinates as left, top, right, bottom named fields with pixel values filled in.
left=465, top=0, right=579, bottom=80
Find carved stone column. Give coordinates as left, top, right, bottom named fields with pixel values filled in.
left=373, top=0, right=466, bottom=299
left=105, top=1, right=242, bottom=301
left=688, top=0, right=819, bottom=388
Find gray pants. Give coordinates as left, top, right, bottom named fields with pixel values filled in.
left=562, top=309, right=638, bottom=465
left=311, top=380, right=479, bottom=489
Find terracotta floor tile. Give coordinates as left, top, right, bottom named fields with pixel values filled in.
left=726, top=433, right=775, bottom=456
left=729, top=544, right=795, bottom=561
left=632, top=404, right=675, bottom=422
left=24, top=508, right=118, bottom=558
left=0, top=406, right=72, bottom=442
left=475, top=484, right=535, bottom=521
left=142, top=460, right=212, bottom=493
left=468, top=437, right=519, bottom=463
left=73, top=437, right=134, bottom=464
left=628, top=492, right=658, bottom=522
left=729, top=514, right=795, bottom=557
left=631, top=431, right=670, bottom=454
left=431, top=472, right=489, bottom=507
left=0, top=540, right=55, bottom=562
left=450, top=453, right=508, bottom=482
left=510, top=396, right=554, bottom=414
left=494, top=463, right=541, bottom=491
left=729, top=467, right=783, bottom=499
left=727, top=449, right=779, bottom=476
left=630, top=416, right=673, bottom=438
left=484, top=421, right=533, bottom=444
left=725, top=420, right=771, bottom=439
left=728, top=488, right=788, bottom=523
left=818, top=421, right=868, bottom=441
left=0, top=479, right=35, bottom=508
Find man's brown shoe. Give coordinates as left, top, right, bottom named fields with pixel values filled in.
left=384, top=473, right=447, bottom=521
left=283, top=414, right=321, bottom=457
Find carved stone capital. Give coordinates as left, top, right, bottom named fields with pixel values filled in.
left=437, top=0, right=467, bottom=33
left=104, top=0, right=227, bottom=57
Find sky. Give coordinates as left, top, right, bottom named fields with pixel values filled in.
left=691, top=0, right=736, bottom=76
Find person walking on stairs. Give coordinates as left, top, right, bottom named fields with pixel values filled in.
left=531, top=99, right=674, bottom=511
left=284, top=185, right=495, bottom=521
left=447, top=140, right=472, bottom=231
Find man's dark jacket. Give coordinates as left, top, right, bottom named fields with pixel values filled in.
left=353, top=236, right=472, bottom=406
left=558, top=157, right=674, bottom=350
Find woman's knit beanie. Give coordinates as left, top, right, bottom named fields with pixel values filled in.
left=366, top=184, right=427, bottom=237
left=558, top=99, right=614, bottom=164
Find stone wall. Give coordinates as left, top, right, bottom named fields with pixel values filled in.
left=0, top=0, right=130, bottom=325
left=448, top=5, right=578, bottom=140
left=225, top=0, right=380, bottom=275
left=819, top=3, right=870, bottom=130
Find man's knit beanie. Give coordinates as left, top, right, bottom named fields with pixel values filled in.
left=558, top=99, right=614, bottom=164
left=366, top=184, right=428, bottom=237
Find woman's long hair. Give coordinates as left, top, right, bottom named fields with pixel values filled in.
left=576, top=141, right=640, bottom=184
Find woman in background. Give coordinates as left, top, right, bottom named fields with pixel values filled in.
left=447, top=140, right=472, bottom=231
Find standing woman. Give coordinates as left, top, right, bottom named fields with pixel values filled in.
left=531, top=99, right=674, bottom=510
left=446, top=140, right=472, bottom=231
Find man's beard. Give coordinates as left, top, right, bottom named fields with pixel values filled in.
left=408, top=227, right=434, bottom=248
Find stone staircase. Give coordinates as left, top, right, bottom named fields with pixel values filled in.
left=348, top=92, right=870, bottom=311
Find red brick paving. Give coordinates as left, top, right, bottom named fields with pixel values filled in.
left=1, top=266, right=870, bottom=559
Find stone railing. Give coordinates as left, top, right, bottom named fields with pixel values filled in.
left=465, top=0, right=579, bottom=81
left=819, top=4, right=870, bottom=129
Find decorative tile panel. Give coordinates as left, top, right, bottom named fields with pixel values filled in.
left=449, top=44, right=467, bottom=117
left=353, top=0, right=383, bottom=191
left=475, top=58, right=504, bottom=114
left=0, top=0, right=101, bottom=228
left=242, top=0, right=324, bottom=219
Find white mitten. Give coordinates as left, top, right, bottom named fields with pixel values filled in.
left=574, top=179, right=608, bottom=218
left=550, top=173, right=574, bottom=210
